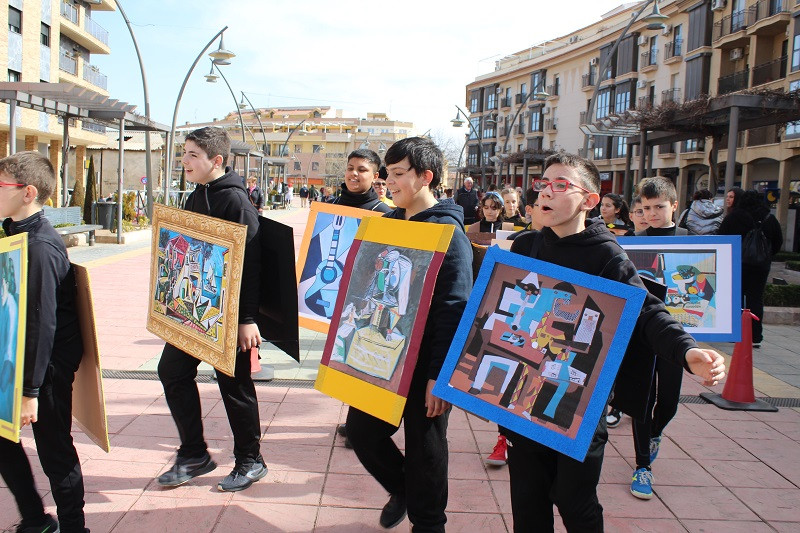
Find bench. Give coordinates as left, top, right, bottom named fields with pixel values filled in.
left=43, top=206, right=103, bottom=246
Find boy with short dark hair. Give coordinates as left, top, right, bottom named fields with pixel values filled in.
left=637, top=176, right=687, bottom=238
left=0, top=151, right=87, bottom=532
left=345, top=137, right=472, bottom=532
left=507, top=152, right=725, bottom=531
left=156, top=127, right=267, bottom=493
left=329, top=149, right=391, bottom=213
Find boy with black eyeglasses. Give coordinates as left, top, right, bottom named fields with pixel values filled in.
left=506, top=153, right=725, bottom=532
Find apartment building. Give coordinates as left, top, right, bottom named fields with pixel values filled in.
left=463, top=0, right=800, bottom=241
left=1, top=0, right=114, bottom=175
left=178, top=107, right=414, bottom=189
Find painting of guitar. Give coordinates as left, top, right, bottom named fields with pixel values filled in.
left=296, top=202, right=384, bottom=333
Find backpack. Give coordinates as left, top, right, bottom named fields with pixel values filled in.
left=741, top=216, right=771, bottom=269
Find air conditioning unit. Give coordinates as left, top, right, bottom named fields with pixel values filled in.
left=542, top=106, right=551, bottom=115
left=638, top=35, right=649, bottom=46
left=569, top=35, right=579, bottom=44
left=711, top=0, right=726, bottom=11
left=636, top=80, right=648, bottom=89
left=662, top=24, right=673, bottom=36
left=589, top=57, right=598, bottom=66
left=730, top=48, right=744, bottom=61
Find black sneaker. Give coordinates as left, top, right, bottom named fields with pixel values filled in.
left=217, top=460, right=268, bottom=492
left=606, top=408, right=622, bottom=428
left=157, top=453, right=217, bottom=487
left=336, top=424, right=347, bottom=437
left=16, top=514, right=59, bottom=533
left=379, top=493, right=407, bottom=529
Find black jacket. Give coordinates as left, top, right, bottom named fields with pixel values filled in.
left=384, top=202, right=473, bottom=380
left=329, top=185, right=391, bottom=213
left=3, top=211, right=83, bottom=397
left=247, top=186, right=264, bottom=210
left=510, top=221, right=697, bottom=415
left=719, top=207, right=783, bottom=261
left=184, top=170, right=261, bottom=324
left=454, top=186, right=478, bottom=221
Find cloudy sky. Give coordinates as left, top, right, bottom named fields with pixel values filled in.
left=92, top=0, right=627, bottom=145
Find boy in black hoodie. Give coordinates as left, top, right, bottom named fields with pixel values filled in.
left=156, top=127, right=266, bottom=493
left=329, top=149, right=391, bottom=213
left=345, top=137, right=472, bottom=532
left=507, top=152, right=725, bottom=532
left=0, top=151, right=86, bottom=532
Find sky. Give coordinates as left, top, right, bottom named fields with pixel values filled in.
left=91, top=0, right=628, bottom=146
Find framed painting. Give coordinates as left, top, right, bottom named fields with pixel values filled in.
left=433, top=246, right=647, bottom=461
left=147, top=205, right=247, bottom=377
left=72, top=264, right=109, bottom=452
left=296, top=202, right=384, bottom=333
left=315, top=217, right=454, bottom=425
left=616, top=235, right=741, bottom=342
left=0, top=233, right=27, bottom=443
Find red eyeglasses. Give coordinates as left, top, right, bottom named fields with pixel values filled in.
left=0, top=182, right=26, bottom=188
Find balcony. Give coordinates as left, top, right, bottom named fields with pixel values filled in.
left=638, top=95, right=654, bottom=109
left=515, top=93, right=527, bottom=105
left=752, top=55, right=787, bottom=86
left=665, top=39, right=683, bottom=62
left=546, top=83, right=559, bottom=98
left=59, top=50, right=77, bottom=75
left=81, top=121, right=106, bottom=134
left=579, top=111, right=588, bottom=125
left=661, top=88, right=682, bottom=104
left=718, top=67, right=750, bottom=94
left=83, top=63, right=107, bottom=90
left=60, top=1, right=78, bottom=24
left=500, top=97, right=512, bottom=108
left=747, top=0, right=791, bottom=36
left=544, top=118, right=558, bottom=132
left=517, top=121, right=525, bottom=135
left=84, top=16, right=109, bottom=46
left=581, top=73, right=595, bottom=89
left=641, top=50, right=658, bottom=72
left=59, top=1, right=111, bottom=54
left=713, top=10, right=749, bottom=46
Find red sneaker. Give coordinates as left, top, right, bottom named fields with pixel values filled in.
left=485, top=435, right=508, bottom=466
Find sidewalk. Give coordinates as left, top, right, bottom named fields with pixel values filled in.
left=3, top=201, right=800, bottom=532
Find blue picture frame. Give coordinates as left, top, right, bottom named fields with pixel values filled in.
left=434, top=246, right=646, bottom=461
left=616, top=235, right=741, bottom=342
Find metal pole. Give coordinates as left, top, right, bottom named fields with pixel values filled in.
left=623, top=141, right=633, bottom=202
left=61, top=118, right=69, bottom=207
left=117, top=117, right=125, bottom=244
left=725, top=106, right=739, bottom=194
left=8, top=100, right=17, bottom=155
left=166, top=26, right=228, bottom=204
left=279, top=119, right=307, bottom=186
left=240, top=92, right=269, bottom=155
left=114, top=0, right=153, bottom=220
left=213, top=64, right=246, bottom=142
left=583, top=0, right=656, bottom=155
left=638, top=130, right=647, bottom=182
left=455, top=105, right=484, bottom=188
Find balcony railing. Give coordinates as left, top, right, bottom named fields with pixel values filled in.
left=641, top=50, right=658, bottom=67
left=582, top=73, right=594, bottom=88
left=59, top=50, right=77, bottom=75
left=713, top=10, right=748, bottom=41
left=747, top=0, right=789, bottom=25
left=752, top=55, right=787, bottom=86
left=518, top=121, right=525, bottom=135
left=544, top=118, right=557, bottom=131
left=665, top=39, right=683, bottom=60
left=83, top=63, right=107, bottom=90
left=718, top=67, right=750, bottom=94
left=579, top=111, right=588, bottom=125
left=500, top=97, right=512, bottom=108
left=60, top=1, right=78, bottom=24
left=82, top=121, right=106, bottom=134
left=84, top=16, right=109, bottom=46
left=515, top=93, right=527, bottom=105
left=546, top=83, right=559, bottom=97
left=638, top=95, right=654, bottom=109
left=661, top=88, right=682, bottom=104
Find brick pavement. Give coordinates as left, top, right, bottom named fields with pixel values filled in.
left=3, top=200, right=800, bottom=532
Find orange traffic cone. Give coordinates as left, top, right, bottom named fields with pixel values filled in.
left=700, top=309, right=777, bottom=412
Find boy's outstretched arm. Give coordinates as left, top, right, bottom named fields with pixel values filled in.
left=685, top=348, right=726, bottom=386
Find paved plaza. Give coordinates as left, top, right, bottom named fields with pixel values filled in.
left=2, top=202, right=800, bottom=532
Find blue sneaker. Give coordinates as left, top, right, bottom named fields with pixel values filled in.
left=630, top=467, right=654, bottom=500
left=649, top=436, right=662, bottom=463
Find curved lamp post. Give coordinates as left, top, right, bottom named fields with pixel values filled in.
left=239, top=92, right=270, bottom=190
left=165, top=27, right=233, bottom=204
left=277, top=119, right=307, bottom=183
left=451, top=105, right=489, bottom=188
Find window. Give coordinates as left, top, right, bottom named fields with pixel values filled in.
left=482, top=116, right=496, bottom=139
left=311, top=161, right=320, bottom=171
left=530, top=71, right=545, bottom=93
left=614, top=136, right=627, bottom=158
left=294, top=144, right=302, bottom=153
left=41, top=23, right=50, bottom=47
left=8, top=70, right=21, bottom=82
left=312, top=144, right=321, bottom=153
left=793, top=33, right=800, bottom=72
left=787, top=80, right=800, bottom=137
left=649, top=36, right=658, bottom=65
left=293, top=161, right=301, bottom=171
left=673, top=24, right=683, bottom=56
left=615, top=88, right=631, bottom=113
left=470, top=91, right=481, bottom=113
left=487, top=90, right=497, bottom=110
left=469, top=117, right=480, bottom=140
left=520, top=83, right=527, bottom=97
left=529, top=108, right=542, bottom=132
left=596, top=89, right=613, bottom=120
left=8, top=7, right=21, bottom=33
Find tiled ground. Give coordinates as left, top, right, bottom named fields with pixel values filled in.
left=3, top=202, right=799, bottom=532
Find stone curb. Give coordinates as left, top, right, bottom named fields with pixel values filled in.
left=764, top=306, right=800, bottom=325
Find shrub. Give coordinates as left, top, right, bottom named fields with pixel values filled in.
left=774, top=251, right=800, bottom=262
left=786, top=261, right=800, bottom=272
left=764, top=284, right=800, bottom=307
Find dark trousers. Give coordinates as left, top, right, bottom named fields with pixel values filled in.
left=632, top=356, right=683, bottom=468
left=0, top=362, right=85, bottom=532
left=157, top=343, right=261, bottom=463
left=742, top=265, right=770, bottom=344
left=346, top=374, right=449, bottom=533
left=504, top=418, right=607, bottom=533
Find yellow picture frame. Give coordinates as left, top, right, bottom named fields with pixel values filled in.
left=0, top=233, right=27, bottom=443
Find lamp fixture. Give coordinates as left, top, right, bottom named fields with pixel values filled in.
left=204, top=62, right=218, bottom=83
left=208, top=34, right=235, bottom=61
left=643, top=0, right=668, bottom=30
left=450, top=110, right=465, bottom=128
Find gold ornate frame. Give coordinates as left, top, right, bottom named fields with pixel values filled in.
left=147, top=205, right=247, bottom=377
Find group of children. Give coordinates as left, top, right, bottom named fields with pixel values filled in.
left=0, top=128, right=725, bottom=533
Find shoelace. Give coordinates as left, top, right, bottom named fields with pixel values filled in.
left=634, top=469, right=654, bottom=485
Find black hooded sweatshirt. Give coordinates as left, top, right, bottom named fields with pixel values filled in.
left=184, top=170, right=260, bottom=324
left=329, top=183, right=391, bottom=213
left=384, top=202, right=473, bottom=380
left=510, top=221, right=697, bottom=412
left=4, top=211, right=83, bottom=397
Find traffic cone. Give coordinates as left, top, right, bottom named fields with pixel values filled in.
left=700, top=308, right=777, bottom=412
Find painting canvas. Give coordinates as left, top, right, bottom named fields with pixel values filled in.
left=0, top=234, right=27, bottom=443
left=315, top=217, right=454, bottom=425
left=147, top=205, right=247, bottom=377
left=296, top=202, right=384, bottom=333
left=433, top=246, right=646, bottom=461
left=72, top=265, right=109, bottom=452
left=616, top=235, right=741, bottom=342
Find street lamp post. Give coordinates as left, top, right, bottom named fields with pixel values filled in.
left=165, top=27, right=233, bottom=204
left=451, top=105, right=487, bottom=189
left=278, top=119, right=307, bottom=184
left=581, top=0, right=667, bottom=162
left=239, top=92, right=270, bottom=191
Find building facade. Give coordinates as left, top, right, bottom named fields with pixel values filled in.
left=464, top=0, right=800, bottom=247
left=1, top=0, right=115, bottom=201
